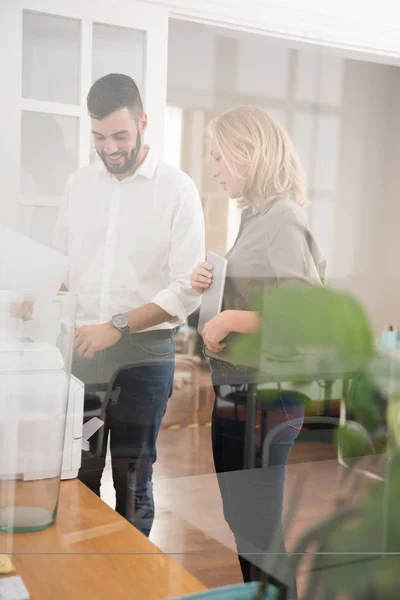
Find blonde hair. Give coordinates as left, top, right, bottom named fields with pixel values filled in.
left=208, top=105, right=308, bottom=209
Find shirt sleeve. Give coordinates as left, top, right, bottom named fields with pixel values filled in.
left=267, top=210, right=324, bottom=286
left=151, top=176, right=205, bottom=323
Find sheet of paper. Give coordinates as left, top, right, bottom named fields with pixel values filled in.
left=0, top=225, right=69, bottom=319
left=0, top=577, right=30, bottom=600
left=82, top=417, right=104, bottom=443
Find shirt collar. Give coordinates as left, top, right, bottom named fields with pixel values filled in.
left=134, top=146, right=158, bottom=180
left=102, top=145, right=158, bottom=183
left=256, top=196, right=291, bottom=216
left=258, top=200, right=277, bottom=216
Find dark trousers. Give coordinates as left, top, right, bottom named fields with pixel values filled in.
left=76, top=333, right=175, bottom=537
left=211, top=366, right=304, bottom=596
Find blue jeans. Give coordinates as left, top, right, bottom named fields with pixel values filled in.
left=211, top=362, right=304, bottom=596
left=75, top=333, right=175, bottom=537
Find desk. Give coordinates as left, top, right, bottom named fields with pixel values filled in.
left=0, top=480, right=206, bottom=600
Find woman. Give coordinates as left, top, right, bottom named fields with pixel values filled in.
left=191, top=106, right=325, bottom=596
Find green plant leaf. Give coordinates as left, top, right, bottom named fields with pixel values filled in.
left=336, top=427, right=370, bottom=460
left=231, top=285, right=375, bottom=379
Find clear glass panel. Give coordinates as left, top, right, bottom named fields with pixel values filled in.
left=22, top=11, right=80, bottom=104
left=20, top=111, right=78, bottom=197
left=263, top=106, right=287, bottom=129
left=90, top=145, right=99, bottom=165
left=164, top=105, right=183, bottom=168
left=307, top=195, right=336, bottom=268
left=18, top=205, right=60, bottom=248
left=295, top=51, right=345, bottom=107
left=293, top=112, right=340, bottom=194
left=292, top=111, right=315, bottom=186
left=313, top=114, right=340, bottom=193
left=226, top=197, right=241, bottom=252
left=0, top=290, right=76, bottom=532
left=92, top=23, right=146, bottom=92
left=236, top=37, right=289, bottom=99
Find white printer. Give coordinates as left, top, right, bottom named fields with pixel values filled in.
left=0, top=227, right=100, bottom=482
left=62, top=374, right=85, bottom=480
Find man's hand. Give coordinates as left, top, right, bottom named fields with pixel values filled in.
left=74, top=322, right=121, bottom=359
left=10, top=297, right=34, bottom=321
left=190, top=262, right=213, bottom=295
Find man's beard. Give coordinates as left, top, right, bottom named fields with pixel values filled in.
left=99, top=130, right=141, bottom=176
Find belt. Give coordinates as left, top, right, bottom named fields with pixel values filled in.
left=130, top=328, right=177, bottom=342
left=210, top=357, right=258, bottom=385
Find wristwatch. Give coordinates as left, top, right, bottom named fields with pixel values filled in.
left=111, top=313, right=130, bottom=335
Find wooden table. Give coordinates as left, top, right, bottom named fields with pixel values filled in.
left=0, top=480, right=207, bottom=600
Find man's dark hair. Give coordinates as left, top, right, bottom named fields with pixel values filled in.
left=87, top=73, right=143, bottom=120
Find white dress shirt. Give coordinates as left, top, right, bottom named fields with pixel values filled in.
left=53, top=147, right=205, bottom=329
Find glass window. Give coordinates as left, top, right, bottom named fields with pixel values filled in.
left=92, top=23, right=146, bottom=93
left=19, top=205, right=60, bottom=247
left=22, top=11, right=80, bottom=104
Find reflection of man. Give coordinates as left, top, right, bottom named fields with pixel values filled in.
left=20, top=112, right=74, bottom=196
left=54, top=73, right=204, bottom=536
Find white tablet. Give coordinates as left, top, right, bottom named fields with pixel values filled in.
left=197, top=251, right=228, bottom=335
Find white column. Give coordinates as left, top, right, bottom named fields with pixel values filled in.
left=0, top=1, right=22, bottom=228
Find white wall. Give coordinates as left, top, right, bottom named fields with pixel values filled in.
left=327, top=59, right=400, bottom=331
left=167, top=21, right=400, bottom=332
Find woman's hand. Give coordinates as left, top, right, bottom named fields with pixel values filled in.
left=202, top=312, right=231, bottom=353
left=202, top=310, right=260, bottom=353
left=190, top=262, right=213, bottom=295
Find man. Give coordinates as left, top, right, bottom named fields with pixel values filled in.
left=54, top=73, right=204, bottom=536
